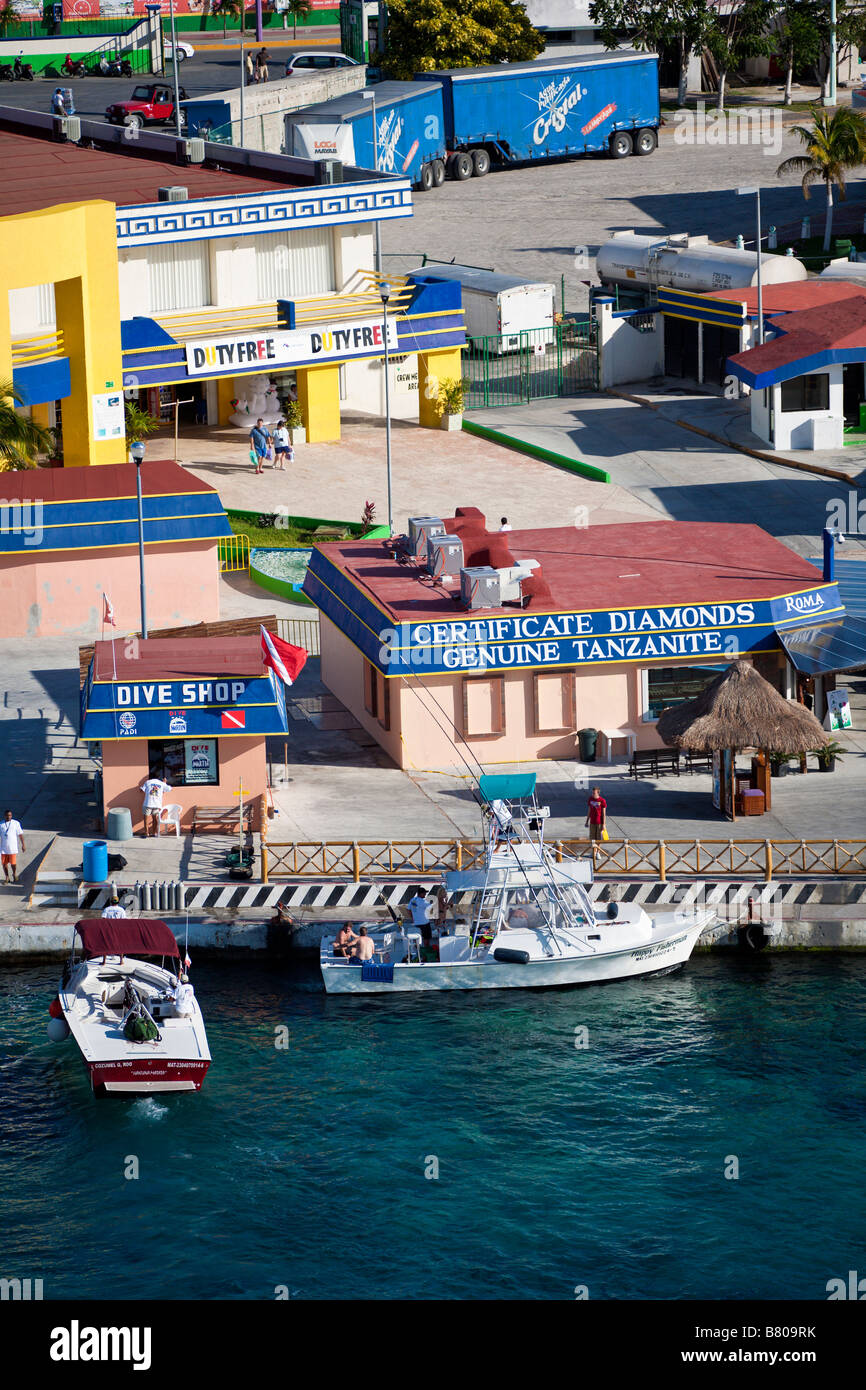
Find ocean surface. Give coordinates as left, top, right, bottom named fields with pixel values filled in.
left=1, top=954, right=864, bottom=1301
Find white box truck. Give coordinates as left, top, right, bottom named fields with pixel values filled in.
left=414, top=264, right=556, bottom=353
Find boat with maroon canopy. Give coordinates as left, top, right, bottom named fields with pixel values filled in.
left=51, top=919, right=211, bottom=1096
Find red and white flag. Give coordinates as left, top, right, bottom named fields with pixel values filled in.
left=103, top=593, right=116, bottom=627
left=261, top=626, right=307, bottom=686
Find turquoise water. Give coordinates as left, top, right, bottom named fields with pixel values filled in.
left=2, top=955, right=865, bottom=1301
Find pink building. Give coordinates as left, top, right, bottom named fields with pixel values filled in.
left=80, top=636, right=289, bottom=834
left=0, top=460, right=231, bottom=638
left=303, top=507, right=844, bottom=770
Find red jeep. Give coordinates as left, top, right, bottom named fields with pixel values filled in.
left=105, top=83, right=188, bottom=132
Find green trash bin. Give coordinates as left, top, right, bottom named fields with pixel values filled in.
left=578, top=727, right=598, bottom=762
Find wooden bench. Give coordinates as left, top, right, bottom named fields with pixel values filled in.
left=683, top=751, right=713, bottom=774
left=192, top=805, right=253, bottom=835
left=628, top=748, right=681, bottom=779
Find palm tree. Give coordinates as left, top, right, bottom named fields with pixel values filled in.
left=0, top=4, right=18, bottom=38
left=0, top=380, right=53, bottom=471
left=776, top=105, right=866, bottom=253
left=212, top=0, right=241, bottom=38
left=285, top=0, right=310, bottom=39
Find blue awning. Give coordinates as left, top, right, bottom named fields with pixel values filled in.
left=478, top=773, right=537, bottom=802
left=778, top=615, right=866, bottom=676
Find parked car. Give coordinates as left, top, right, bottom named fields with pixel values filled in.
left=105, top=83, right=188, bottom=131
left=163, top=40, right=194, bottom=64
left=285, top=51, right=358, bottom=77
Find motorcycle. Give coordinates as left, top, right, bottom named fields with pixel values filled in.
left=92, top=56, right=132, bottom=77
left=61, top=57, right=87, bottom=78
left=1, top=59, right=35, bottom=81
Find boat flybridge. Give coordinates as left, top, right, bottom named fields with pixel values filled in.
left=49, top=920, right=211, bottom=1095
left=320, top=774, right=713, bottom=995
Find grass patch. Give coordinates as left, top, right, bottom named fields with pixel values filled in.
left=226, top=511, right=345, bottom=549
left=766, top=230, right=866, bottom=271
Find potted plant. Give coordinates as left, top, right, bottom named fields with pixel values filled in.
left=436, top=377, right=467, bottom=431
left=814, top=739, right=844, bottom=772
left=282, top=398, right=305, bottom=446
left=769, top=750, right=792, bottom=778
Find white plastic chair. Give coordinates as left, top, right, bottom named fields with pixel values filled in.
left=158, top=804, right=182, bottom=837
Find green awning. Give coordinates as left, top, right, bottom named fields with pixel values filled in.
left=478, top=773, right=537, bottom=803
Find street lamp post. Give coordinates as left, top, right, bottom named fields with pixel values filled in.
left=825, top=0, right=837, bottom=107
left=130, top=440, right=149, bottom=638
left=380, top=283, right=393, bottom=537
left=239, top=0, right=246, bottom=147
left=362, top=90, right=382, bottom=273
left=168, top=0, right=183, bottom=139
left=737, top=185, right=764, bottom=346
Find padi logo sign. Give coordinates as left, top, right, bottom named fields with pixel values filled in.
left=531, top=75, right=585, bottom=144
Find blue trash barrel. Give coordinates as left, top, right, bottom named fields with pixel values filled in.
left=106, top=807, right=133, bottom=842
left=82, top=839, right=108, bottom=883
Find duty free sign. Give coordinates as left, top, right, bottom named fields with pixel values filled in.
left=184, top=317, right=399, bottom=377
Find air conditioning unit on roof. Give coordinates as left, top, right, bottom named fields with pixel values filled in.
left=158, top=185, right=189, bottom=202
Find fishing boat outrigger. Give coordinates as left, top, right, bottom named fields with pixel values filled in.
left=320, top=774, right=714, bottom=994
left=48, top=919, right=211, bottom=1095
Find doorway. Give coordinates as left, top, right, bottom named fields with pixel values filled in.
left=842, top=362, right=865, bottom=427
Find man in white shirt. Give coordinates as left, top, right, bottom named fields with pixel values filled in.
left=499, top=517, right=512, bottom=532
left=406, top=887, right=432, bottom=945
left=175, top=974, right=195, bottom=1016
left=101, top=896, right=126, bottom=919
left=140, top=777, right=172, bottom=838
left=0, top=810, right=25, bottom=883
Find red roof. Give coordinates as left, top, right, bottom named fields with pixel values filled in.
left=706, top=280, right=866, bottom=315
left=93, top=635, right=264, bottom=681
left=729, top=296, right=866, bottom=377
left=321, top=518, right=825, bottom=619
left=0, top=128, right=296, bottom=215
left=0, top=460, right=217, bottom=504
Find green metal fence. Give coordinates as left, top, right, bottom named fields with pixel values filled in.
left=462, top=319, right=598, bottom=409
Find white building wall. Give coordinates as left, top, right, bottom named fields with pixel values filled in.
left=596, top=298, right=663, bottom=387
left=117, top=248, right=150, bottom=318
left=771, top=369, right=844, bottom=449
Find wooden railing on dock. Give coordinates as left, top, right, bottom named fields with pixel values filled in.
left=261, top=839, right=866, bottom=881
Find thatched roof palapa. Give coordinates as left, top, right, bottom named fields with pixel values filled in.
left=656, top=661, right=828, bottom=754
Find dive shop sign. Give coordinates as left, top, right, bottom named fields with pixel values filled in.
left=184, top=317, right=398, bottom=376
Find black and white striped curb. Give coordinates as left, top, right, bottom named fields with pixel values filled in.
left=64, top=876, right=866, bottom=916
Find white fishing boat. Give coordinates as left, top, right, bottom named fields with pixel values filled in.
left=48, top=919, right=211, bottom=1095
left=320, top=774, right=714, bottom=994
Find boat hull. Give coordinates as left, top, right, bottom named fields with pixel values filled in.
left=322, top=923, right=704, bottom=994
left=87, top=1058, right=211, bottom=1096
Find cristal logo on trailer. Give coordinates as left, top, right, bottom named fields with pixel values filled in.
left=376, top=109, right=404, bottom=173
left=530, top=75, right=586, bottom=144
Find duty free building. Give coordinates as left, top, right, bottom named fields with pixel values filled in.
left=2, top=106, right=464, bottom=464
left=303, top=508, right=852, bottom=770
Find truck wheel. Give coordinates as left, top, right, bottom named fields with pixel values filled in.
left=633, top=127, right=657, bottom=156
left=452, top=152, right=473, bottom=181
left=609, top=131, right=633, bottom=159
left=472, top=148, right=490, bottom=177
left=432, top=158, right=446, bottom=186
left=124, top=113, right=142, bottom=131
left=419, top=162, right=434, bottom=192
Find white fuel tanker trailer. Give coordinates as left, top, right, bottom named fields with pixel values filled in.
left=595, top=231, right=808, bottom=302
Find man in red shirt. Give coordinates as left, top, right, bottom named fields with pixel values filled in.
left=585, top=786, right=607, bottom=842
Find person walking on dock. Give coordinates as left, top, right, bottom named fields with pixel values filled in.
left=140, top=777, right=172, bottom=838
left=0, top=809, right=25, bottom=884
left=585, top=786, right=607, bottom=843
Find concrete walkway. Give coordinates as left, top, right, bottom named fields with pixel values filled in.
left=174, top=413, right=655, bottom=531
left=465, top=394, right=866, bottom=560
left=609, top=381, right=866, bottom=487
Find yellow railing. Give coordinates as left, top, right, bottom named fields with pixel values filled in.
left=218, top=533, right=250, bottom=573
left=11, top=330, right=65, bottom=365
left=262, top=839, right=866, bottom=881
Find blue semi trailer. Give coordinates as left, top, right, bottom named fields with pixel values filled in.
left=286, top=51, right=658, bottom=191
left=286, top=81, right=447, bottom=188
left=424, top=51, right=660, bottom=177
